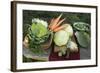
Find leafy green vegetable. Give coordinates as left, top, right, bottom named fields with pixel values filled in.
left=27, top=19, right=50, bottom=50
left=75, top=31, right=90, bottom=48
left=31, top=23, right=48, bottom=37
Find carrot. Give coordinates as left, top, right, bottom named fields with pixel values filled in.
left=49, top=18, right=54, bottom=28
left=50, top=14, right=63, bottom=30
left=55, top=13, right=63, bottom=24
left=53, top=18, right=66, bottom=30
left=53, top=25, right=66, bottom=32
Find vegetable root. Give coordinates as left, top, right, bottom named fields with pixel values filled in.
left=53, top=25, right=66, bottom=32
left=49, top=14, right=66, bottom=32
left=53, top=18, right=66, bottom=30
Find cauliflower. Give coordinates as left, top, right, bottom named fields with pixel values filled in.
left=32, top=18, right=48, bottom=27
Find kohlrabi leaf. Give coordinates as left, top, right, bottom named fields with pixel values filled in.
left=75, top=31, right=90, bottom=48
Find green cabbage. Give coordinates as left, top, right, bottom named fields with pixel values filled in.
left=31, top=23, right=48, bottom=37
left=27, top=19, right=50, bottom=49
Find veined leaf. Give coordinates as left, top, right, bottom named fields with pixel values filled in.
left=75, top=31, right=90, bottom=48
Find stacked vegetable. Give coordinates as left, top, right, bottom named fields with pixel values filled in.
left=23, top=14, right=90, bottom=59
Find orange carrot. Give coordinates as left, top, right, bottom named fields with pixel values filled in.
left=50, top=14, right=63, bottom=30
left=55, top=13, right=63, bottom=24
left=49, top=18, right=54, bottom=28
left=53, top=25, right=66, bottom=32
left=53, top=18, right=66, bottom=30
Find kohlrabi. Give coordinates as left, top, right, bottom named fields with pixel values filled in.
left=63, top=24, right=73, bottom=36
left=54, top=24, right=73, bottom=46
left=54, top=30, right=70, bottom=46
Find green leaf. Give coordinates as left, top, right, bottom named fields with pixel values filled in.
left=75, top=31, right=90, bottom=48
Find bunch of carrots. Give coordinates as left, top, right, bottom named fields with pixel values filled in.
left=49, top=14, right=66, bottom=32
